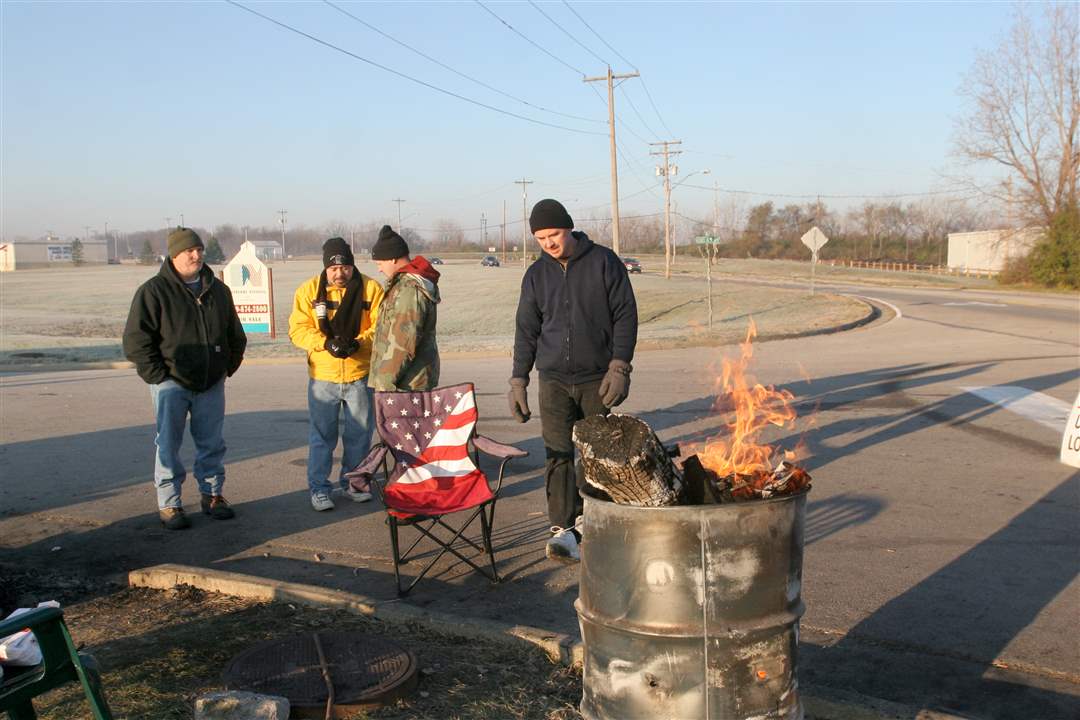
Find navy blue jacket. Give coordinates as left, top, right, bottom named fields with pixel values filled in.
left=512, top=232, right=638, bottom=384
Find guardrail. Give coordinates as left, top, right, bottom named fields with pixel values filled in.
left=822, top=259, right=999, bottom=279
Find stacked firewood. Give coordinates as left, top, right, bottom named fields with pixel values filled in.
left=573, top=414, right=810, bottom=508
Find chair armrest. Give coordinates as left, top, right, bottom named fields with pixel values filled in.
left=473, top=435, right=527, bottom=459
left=343, top=445, right=388, bottom=488
left=0, top=606, right=63, bottom=638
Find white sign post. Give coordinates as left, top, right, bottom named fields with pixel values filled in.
left=801, top=227, right=829, bottom=296
left=222, top=241, right=276, bottom=338
left=1061, top=389, right=1080, bottom=468
left=695, top=235, right=722, bottom=328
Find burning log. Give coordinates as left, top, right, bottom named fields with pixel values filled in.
left=573, top=414, right=684, bottom=507
left=683, top=455, right=811, bottom=503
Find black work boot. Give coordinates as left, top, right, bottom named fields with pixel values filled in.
left=201, top=494, right=235, bottom=520
left=159, top=507, right=191, bottom=530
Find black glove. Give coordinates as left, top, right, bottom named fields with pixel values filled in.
left=599, top=360, right=632, bottom=408
left=324, top=336, right=356, bottom=359
left=508, top=377, right=531, bottom=423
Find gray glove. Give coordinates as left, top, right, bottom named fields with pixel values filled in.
left=599, top=359, right=632, bottom=408
left=508, top=377, right=531, bottom=422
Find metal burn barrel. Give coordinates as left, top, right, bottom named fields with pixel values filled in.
left=575, top=490, right=807, bottom=720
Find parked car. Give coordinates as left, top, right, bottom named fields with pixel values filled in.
left=622, top=257, right=642, bottom=273
left=429, top=257, right=444, bottom=265
left=481, top=255, right=500, bottom=267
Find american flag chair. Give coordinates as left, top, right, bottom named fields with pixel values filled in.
left=345, top=382, right=528, bottom=596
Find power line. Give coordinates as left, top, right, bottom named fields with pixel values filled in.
left=475, top=1, right=585, bottom=77
left=639, top=78, right=674, bottom=138
left=562, top=1, right=635, bottom=69
left=323, top=0, right=602, bottom=125
left=527, top=0, right=608, bottom=66
left=560, top=1, right=675, bottom=136
left=677, top=182, right=977, bottom=200
left=226, top=0, right=603, bottom=136
left=618, top=84, right=660, bottom=141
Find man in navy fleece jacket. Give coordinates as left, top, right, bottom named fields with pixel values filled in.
left=508, top=198, right=638, bottom=564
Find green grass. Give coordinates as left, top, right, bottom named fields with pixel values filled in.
left=0, top=259, right=871, bottom=364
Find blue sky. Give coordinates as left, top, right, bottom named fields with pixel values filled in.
left=1, top=1, right=1015, bottom=240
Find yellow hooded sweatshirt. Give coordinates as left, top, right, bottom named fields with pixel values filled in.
left=289, top=271, right=384, bottom=383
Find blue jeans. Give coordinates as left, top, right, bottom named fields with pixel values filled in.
left=307, top=378, right=375, bottom=494
left=150, top=377, right=227, bottom=510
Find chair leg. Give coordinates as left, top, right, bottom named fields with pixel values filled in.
left=77, top=652, right=115, bottom=720
left=479, top=506, right=500, bottom=584
left=387, top=516, right=404, bottom=596
left=6, top=700, right=38, bottom=720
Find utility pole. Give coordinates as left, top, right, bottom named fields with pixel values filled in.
left=392, top=198, right=406, bottom=229
left=584, top=66, right=639, bottom=256
left=278, top=209, right=288, bottom=263
left=501, top=200, right=507, bottom=264
left=481, top=213, right=489, bottom=249
left=514, top=178, right=533, bottom=270
left=650, top=140, right=682, bottom=278
left=104, top=220, right=111, bottom=262
left=179, top=212, right=185, bottom=227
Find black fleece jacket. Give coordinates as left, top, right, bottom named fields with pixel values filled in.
left=512, top=232, right=638, bottom=384
left=123, top=260, right=247, bottom=392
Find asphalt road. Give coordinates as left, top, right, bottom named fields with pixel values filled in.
left=1, top=281, right=1077, bottom=718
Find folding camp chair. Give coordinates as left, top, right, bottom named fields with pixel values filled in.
left=346, top=382, right=527, bottom=596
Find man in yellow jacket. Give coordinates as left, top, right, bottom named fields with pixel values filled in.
left=289, top=237, right=384, bottom=511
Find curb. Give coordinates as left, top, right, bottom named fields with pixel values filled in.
left=128, top=563, right=969, bottom=720
left=128, top=563, right=581, bottom=667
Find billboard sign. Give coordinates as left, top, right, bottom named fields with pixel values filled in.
left=222, top=241, right=276, bottom=337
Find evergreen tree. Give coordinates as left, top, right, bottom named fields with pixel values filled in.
left=139, top=239, right=157, bottom=265
left=70, top=238, right=85, bottom=266
left=205, top=236, right=226, bottom=264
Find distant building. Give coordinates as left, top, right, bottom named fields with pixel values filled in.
left=946, top=228, right=1042, bottom=273
left=249, top=241, right=283, bottom=262
left=1, top=238, right=109, bottom=270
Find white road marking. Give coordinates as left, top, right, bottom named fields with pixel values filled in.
left=943, top=301, right=1008, bottom=307
left=856, top=295, right=903, bottom=320
left=961, top=386, right=1070, bottom=430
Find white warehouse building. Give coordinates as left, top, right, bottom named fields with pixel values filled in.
left=946, top=228, right=1042, bottom=273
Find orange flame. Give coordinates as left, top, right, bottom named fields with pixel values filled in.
left=697, top=319, right=797, bottom=478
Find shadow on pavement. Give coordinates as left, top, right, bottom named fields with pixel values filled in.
left=805, top=473, right=1080, bottom=719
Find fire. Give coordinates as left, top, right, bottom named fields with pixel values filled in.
left=697, top=319, right=799, bottom=483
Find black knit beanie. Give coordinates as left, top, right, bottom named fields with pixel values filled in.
left=529, top=199, right=574, bottom=234
left=167, top=227, right=204, bottom=258
left=322, top=237, right=354, bottom=268
left=371, top=225, right=409, bottom=261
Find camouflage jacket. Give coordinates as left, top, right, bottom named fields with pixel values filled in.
left=369, top=256, right=441, bottom=392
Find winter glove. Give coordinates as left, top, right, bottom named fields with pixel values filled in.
left=508, top=377, right=531, bottom=423
left=324, top=336, right=356, bottom=359
left=599, top=359, right=632, bottom=408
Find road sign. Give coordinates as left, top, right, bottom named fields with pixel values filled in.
left=695, top=235, right=722, bottom=244
left=1061, top=389, right=1080, bottom=468
left=222, top=241, right=276, bottom=337
left=801, top=227, right=829, bottom=253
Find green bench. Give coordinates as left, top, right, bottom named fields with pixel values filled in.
left=0, top=606, right=112, bottom=719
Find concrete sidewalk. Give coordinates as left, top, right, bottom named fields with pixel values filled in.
left=130, top=563, right=969, bottom=720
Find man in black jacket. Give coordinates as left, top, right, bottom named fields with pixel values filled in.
left=508, top=199, right=638, bottom=563
left=123, top=227, right=247, bottom=530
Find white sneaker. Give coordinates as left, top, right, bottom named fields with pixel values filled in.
left=344, top=486, right=372, bottom=503
left=311, top=491, right=335, bottom=512
left=546, top=526, right=580, bottom=564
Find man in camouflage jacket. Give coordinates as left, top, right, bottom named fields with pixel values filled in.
left=368, top=225, right=441, bottom=392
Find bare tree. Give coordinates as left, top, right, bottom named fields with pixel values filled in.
left=954, top=3, right=1079, bottom=226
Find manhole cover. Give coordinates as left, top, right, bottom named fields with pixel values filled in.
left=223, top=631, right=417, bottom=717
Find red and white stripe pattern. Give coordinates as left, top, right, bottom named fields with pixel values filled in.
left=376, top=383, right=493, bottom=517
